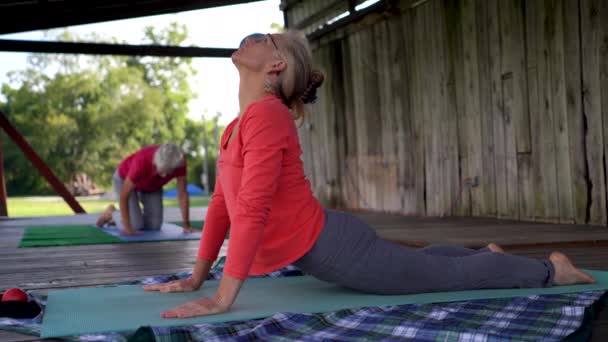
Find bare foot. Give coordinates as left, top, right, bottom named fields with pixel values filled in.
left=550, top=251, right=595, bottom=285
left=487, top=243, right=505, bottom=253
left=96, top=204, right=116, bottom=227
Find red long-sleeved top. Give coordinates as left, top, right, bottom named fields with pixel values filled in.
left=118, top=145, right=187, bottom=192
left=197, top=95, right=325, bottom=279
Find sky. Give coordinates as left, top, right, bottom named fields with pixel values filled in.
left=0, top=0, right=283, bottom=126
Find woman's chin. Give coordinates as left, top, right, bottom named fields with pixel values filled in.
left=231, top=56, right=253, bottom=71
left=231, top=53, right=243, bottom=66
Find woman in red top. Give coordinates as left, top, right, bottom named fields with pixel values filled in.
left=96, top=143, right=194, bottom=235
left=144, top=31, right=594, bottom=318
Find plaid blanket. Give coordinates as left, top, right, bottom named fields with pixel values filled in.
left=1, top=257, right=605, bottom=342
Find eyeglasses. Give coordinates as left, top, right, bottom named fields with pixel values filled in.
left=268, top=34, right=279, bottom=50
left=239, top=33, right=279, bottom=51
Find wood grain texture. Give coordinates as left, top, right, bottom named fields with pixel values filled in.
left=300, top=0, right=605, bottom=224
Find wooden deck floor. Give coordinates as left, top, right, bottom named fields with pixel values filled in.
left=1, top=211, right=607, bottom=341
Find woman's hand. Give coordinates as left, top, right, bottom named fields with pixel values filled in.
left=143, top=277, right=201, bottom=293
left=182, top=225, right=196, bottom=233
left=149, top=274, right=244, bottom=319
left=160, top=296, right=230, bottom=319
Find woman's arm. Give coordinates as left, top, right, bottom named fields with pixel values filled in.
left=197, top=177, right=231, bottom=261
left=155, top=105, right=288, bottom=319
left=143, top=257, right=214, bottom=293
left=188, top=107, right=287, bottom=316
left=176, top=176, right=192, bottom=232
left=145, top=177, right=231, bottom=293
left=158, top=273, right=244, bottom=318
left=119, top=178, right=138, bottom=236
left=221, top=106, right=288, bottom=280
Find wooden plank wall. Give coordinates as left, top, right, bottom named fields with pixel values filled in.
left=294, top=0, right=608, bottom=226
left=283, top=0, right=376, bottom=34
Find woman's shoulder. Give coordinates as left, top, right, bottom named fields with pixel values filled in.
left=137, top=145, right=158, bottom=160
left=243, top=95, right=292, bottom=125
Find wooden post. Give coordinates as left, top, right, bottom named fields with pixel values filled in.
left=0, top=132, right=8, bottom=216
left=0, top=111, right=86, bottom=214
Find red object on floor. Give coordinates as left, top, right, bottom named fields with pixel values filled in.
left=1, top=288, right=27, bottom=302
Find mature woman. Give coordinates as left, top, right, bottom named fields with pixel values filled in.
left=96, top=143, right=194, bottom=235
left=144, top=31, right=594, bottom=318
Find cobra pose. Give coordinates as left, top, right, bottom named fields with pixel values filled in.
left=144, top=31, right=594, bottom=319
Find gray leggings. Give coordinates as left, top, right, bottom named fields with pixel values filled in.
left=111, top=170, right=163, bottom=231
left=293, top=209, right=555, bottom=295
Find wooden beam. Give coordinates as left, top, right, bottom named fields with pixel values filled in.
left=294, top=0, right=348, bottom=30
left=307, top=0, right=388, bottom=41
left=0, top=0, right=264, bottom=35
left=0, top=112, right=86, bottom=215
left=0, top=133, right=7, bottom=217
left=0, top=39, right=236, bottom=58
left=280, top=0, right=303, bottom=11
left=283, top=5, right=291, bottom=28
left=348, top=0, right=357, bottom=13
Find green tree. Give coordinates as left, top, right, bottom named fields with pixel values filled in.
left=0, top=23, right=197, bottom=195
left=180, top=115, right=223, bottom=192
left=126, top=22, right=196, bottom=143
left=270, top=22, right=284, bottom=32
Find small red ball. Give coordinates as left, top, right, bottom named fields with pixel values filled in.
left=1, top=288, right=28, bottom=302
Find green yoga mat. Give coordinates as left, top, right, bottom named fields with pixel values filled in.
left=19, top=225, right=122, bottom=247
left=19, top=221, right=206, bottom=247
left=41, top=269, right=608, bottom=338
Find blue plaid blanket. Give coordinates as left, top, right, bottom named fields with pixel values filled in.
left=1, top=258, right=605, bottom=342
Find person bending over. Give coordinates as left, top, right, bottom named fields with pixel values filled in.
left=96, top=143, right=194, bottom=235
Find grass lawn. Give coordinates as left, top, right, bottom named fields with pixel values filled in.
left=6, top=195, right=210, bottom=217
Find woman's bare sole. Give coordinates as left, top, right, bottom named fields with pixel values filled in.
left=486, top=243, right=505, bottom=253
left=550, top=251, right=595, bottom=285
left=96, top=204, right=116, bottom=227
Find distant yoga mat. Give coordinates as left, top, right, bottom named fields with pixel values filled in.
left=172, top=220, right=229, bottom=238
left=20, top=222, right=205, bottom=247
left=41, top=269, right=608, bottom=338
left=173, top=220, right=204, bottom=229
left=100, top=223, right=201, bottom=242
left=19, top=225, right=121, bottom=247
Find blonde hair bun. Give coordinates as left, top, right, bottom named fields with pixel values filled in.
left=301, top=70, right=325, bottom=104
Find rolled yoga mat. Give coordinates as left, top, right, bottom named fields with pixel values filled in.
left=41, top=269, right=608, bottom=338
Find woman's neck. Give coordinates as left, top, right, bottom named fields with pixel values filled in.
left=238, top=73, right=272, bottom=115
